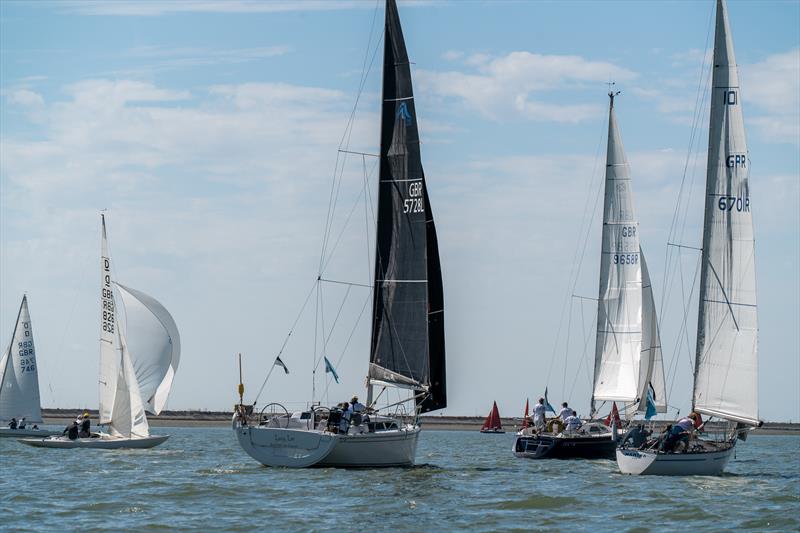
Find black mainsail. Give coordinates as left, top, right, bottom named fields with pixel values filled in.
left=369, top=0, right=446, bottom=412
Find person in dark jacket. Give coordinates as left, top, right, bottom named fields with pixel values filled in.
left=8, top=417, right=18, bottom=429
left=63, top=421, right=79, bottom=440
left=78, top=413, right=91, bottom=438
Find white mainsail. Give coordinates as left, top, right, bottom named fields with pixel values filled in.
left=638, top=250, right=667, bottom=413
left=0, top=295, right=43, bottom=423
left=693, top=0, right=759, bottom=426
left=99, top=215, right=119, bottom=425
left=592, top=94, right=643, bottom=406
left=98, top=214, right=181, bottom=438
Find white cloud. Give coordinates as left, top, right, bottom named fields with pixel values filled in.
left=6, top=88, right=44, bottom=107
left=742, top=48, right=800, bottom=145
left=416, top=51, right=637, bottom=123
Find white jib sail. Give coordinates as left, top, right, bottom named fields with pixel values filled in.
left=637, top=250, right=667, bottom=413
left=0, top=295, right=43, bottom=423
left=107, top=328, right=150, bottom=438
left=116, top=283, right=180, bottom=415
left=99, top=215, right=118, bottom=425
left=693, top=0, right=759, bottom=426
left=592, top=95, right=643, bottom=405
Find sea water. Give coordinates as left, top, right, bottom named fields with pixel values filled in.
left=1, top=429, right=798, bottom=531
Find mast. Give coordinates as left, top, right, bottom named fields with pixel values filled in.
left=368, top=0, right=445, bottom=412
left=591, top=91, right=643, bottom=412
left=693, top=0, right=759, bottom=426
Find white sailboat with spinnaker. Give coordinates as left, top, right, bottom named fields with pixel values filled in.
left=233, top=0, right=447, bottom=468
left=0, top=295, right=59, bottom=438
left=617, top=0, right=761, bottom=475
left=21, top=214, right=181, bottom=449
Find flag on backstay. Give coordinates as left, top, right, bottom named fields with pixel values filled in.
left=543, top=387, right=556, bottom=413
left=522, top=398, right=530, bottom=429
left=324, top=356, right=340, bottom=384
left=274, top=356, right=289, bottom=375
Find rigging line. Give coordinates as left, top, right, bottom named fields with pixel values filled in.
left=319, top=278, right=372, bottom=289
left=545, top=115, right=606, bottom=386
left=363, top=155, right=374, bottom=283
left=666, top=254, right=701, bottom=402
left=562, top=295, right=573, bottom=398
left=320, top=183, right=368, bottom=274
left=324, top=284, right=352, bottom=348
left=312, top=280, right=322, bottom=404
left=320, top=4, right=382, bottom=274
left=253, top=280, right=317, bottom=405
left=658, top=3, right=714, bottom=321
left=325, top=290, right=372, bottom=391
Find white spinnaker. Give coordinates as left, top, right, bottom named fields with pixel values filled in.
left=107, top=328, right=150, bottom=438
left=0, top=296, right=43, bottom=423
left=116, top=283, right=180, bottom=415
left=638, top=250, right=667, bottom=413
left=693, top=0, right=758, bottom=426
left=99, top=215, right=119, bottom=425
left=592, top=96, right=643, bottom=405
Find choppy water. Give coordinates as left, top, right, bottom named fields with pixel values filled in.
left=1, top=428, right=798, bottom=531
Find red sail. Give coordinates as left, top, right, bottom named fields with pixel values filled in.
left=481, top=401, right=502, bottom=431
left=522, top=399, right=530, bottom=429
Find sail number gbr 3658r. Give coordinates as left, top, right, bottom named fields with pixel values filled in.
left=403, top=180, right=424, bottom=214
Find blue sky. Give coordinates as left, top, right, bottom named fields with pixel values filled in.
left=1, top=0, right=798, bottom=421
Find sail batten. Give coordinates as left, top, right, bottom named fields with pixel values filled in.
left=369, top=0, right=445, bottom=411
left=692, top=0, right=759, bottom=425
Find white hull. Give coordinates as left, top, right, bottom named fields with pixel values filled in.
left=18, top=433, right=169, bottom=449
left=616, top=443, right=735, bottom=475
left=0, top=428, right=59, bottom=438
left=234, top=421, right=420, bottom=468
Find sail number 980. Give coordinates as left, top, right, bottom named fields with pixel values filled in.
left=403, top=181, right=424, bottom=214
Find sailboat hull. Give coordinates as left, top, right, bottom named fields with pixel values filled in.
left=513, top=432, right=617, bottom=459
left=18, top=434, right=169, bottom=449
left=234, top=420, right=419, bottom=468
left=616, top=442, right=735, bottom=475
left=0, top=428, right=60, bottom=438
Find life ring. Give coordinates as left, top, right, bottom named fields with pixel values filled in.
left=546, top=419, right=563, bottom=433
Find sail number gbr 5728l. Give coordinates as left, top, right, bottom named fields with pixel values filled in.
left=403, top=180, right=424, bottom=214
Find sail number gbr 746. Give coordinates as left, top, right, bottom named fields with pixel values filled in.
left=403, top=180, right=424, bottom=214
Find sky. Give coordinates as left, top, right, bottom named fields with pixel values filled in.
left=1, top=0, right=798, bottom=422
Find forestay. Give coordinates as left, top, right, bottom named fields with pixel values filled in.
left=0, top=296, right=43, bottom=423
left=592, top=94, right=643, bottom=405
left=369, top=0, right=445, bottom=412
left=693, top=0, right=759, bottom=426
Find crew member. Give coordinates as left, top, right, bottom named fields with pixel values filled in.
left=532, top=398, right=546, bottom=432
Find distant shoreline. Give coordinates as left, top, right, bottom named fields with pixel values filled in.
left=39, top=408, right=800, bottom=434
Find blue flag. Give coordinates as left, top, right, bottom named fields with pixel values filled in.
left=324, top=356, right=340, bottom=384
left=645, top=385, right=657, bottom=420
left=544, top=387, right=556, bottom=414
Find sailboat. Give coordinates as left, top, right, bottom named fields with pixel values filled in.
left=0, top=296, right=58, bottom=438
left=514, top=92, right=665, bottom=460
left=233, top=0, right=446, bottom=468
left=21, top=214, right=180, bottom=449
left=617, top=0, right=761, bottom=475
left=480, top=402, right=504, bottom=433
